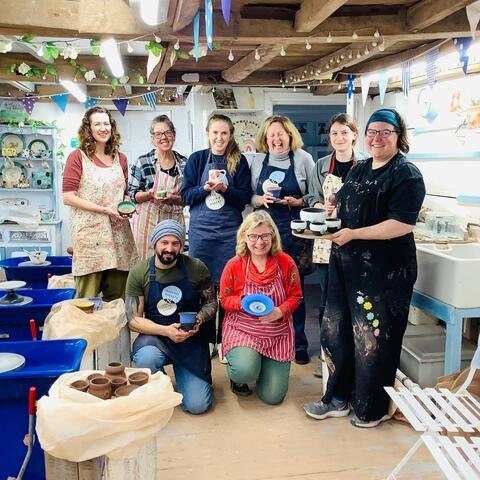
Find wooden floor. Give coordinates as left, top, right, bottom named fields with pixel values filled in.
left=156, top=286, right=444, bottom=480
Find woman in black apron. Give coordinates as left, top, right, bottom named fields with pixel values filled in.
left=181, top=114, right=252, bottom=360
left=304, top=109, right=426, bottom=427
left=251, top=115, right=315, bottom=365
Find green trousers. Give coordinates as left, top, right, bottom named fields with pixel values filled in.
left=226, top=347, right=291, bottom=405
left=74, top=269, right=129, bottom=302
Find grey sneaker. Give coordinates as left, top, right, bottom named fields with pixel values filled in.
left=304, top=400, right=350, bottom=420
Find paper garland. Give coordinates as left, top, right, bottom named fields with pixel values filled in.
left=143, top=91, right=157, bottom=110
left=401, top=59, right=413, bottom=98
left=51, top=93, right=69, bottom=112
left=205, top=0, right=213, bottom=50
left=112, top=98, right=128, bottom=116
left=454, top=37, right=473, bottom=74
left=21, top=97, right=37, bottom=115
left=85, top=97, right=97, bottom=108
left=193, top=10, right=200, bottom=62
left=221, top=0, right=231, bottom=24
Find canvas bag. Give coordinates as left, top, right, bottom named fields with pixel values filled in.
left=47, top=273, right=75, bottom=289
left=42, top=299, right=126, bottom=351
left=36, top=369, right=182, bottom=461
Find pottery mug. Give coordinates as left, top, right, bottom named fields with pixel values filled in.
left=88, top=376, right=112, bottom=400
left=179, top=311, right=197, bottom=331
left=208, top=169, right=227, bottom=183
left=291, top=219, right=307, bottom=233
left=268, top=185, right=282, bottom=199
left=325, top=218, right=342, bottom=233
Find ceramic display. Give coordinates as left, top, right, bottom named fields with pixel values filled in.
left=1, top=133, right=25, bottom=156
left=28, top=139, right=49, bottom=158
left=1, top=160, right=28, bottom=188
left=241, top=293, right=274, bottom=316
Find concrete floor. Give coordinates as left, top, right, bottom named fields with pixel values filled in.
left=156, top=286, right=444, bottom=480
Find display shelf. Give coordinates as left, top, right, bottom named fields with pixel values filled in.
left=3, top=157, right=52, bottom=161
left=0, top=188, right=53, bottom=192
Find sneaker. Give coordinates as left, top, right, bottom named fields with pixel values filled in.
left=350, top=414, right=391, bottom=428
left=230, top=380, right=252, bottom=396
left=217, top=343, right=228, bottom=364
left=295, top=350, right=310, bottom=365
left=313, top=358, right=322, bottom=378
left=304, top=400, right=350, bottom=420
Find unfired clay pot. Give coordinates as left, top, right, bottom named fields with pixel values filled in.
left=128, top=372, right=149, bottom=386
left=111, top=377, right=127, bottom=393
left=105, top=362, right=126, bottom=381
left=88, top=376, right=112, bottom=400
left=70, top=380, right=89, bottom=392
left=114, top=385, right=140, bottom=397
left=87, top=372, right=104, bottom=382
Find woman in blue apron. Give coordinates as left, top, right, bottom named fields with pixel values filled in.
left=181, top=114, right=252, bottom=357
left=304, top=109, right=426, bottom=428
left=251, top=115, right=315, bottom=365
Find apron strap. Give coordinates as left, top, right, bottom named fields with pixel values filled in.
left=148, top=255, right=188, bottom=283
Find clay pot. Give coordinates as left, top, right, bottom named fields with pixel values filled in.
left=128, top=372, right=149, bottom=386
left=70, top=380, right=89, bottom=392
left=114, top=385, right=140, bottom=397
left=87, top=373, right=104, bottom=382
left=105, top=362, right=126, bottom=381
left=88, top=376, right=112, bottom=400
left=111, top=377, right=127, bottom=393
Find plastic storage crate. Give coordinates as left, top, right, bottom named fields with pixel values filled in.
left=0, top=338, right=87, bottom=480
left=0, top=256, right=72, bottom=288
left=0, top=288, right=76, bottom=340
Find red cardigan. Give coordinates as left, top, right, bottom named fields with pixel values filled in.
left=219, top=252, right=303, bottom=320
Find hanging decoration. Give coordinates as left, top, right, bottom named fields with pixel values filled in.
left=205, top=0, right=213, bottom=50
left=454, top=37, right=473, bottom=74
left=425, top=48, right=439, bottom=87
left=401, top=58, right=413, bottom=98
left=85, top=97, right=97, bottom=108
left=21, top=97, right=37, bottom=115
left=112, top=98, right=128, bottom=116
left=347, top=74, right=355, bottom=100
left=467, top=0, right=480, bottom=39
left=51, top=93, right=69, bottom=112
left=360, top=74, right=371, bottom=106
left=143, top=91, right=157, bottom=110
left=378, top=69, right=389, bottom=105
left=221, top=0, right=231, bottom=24
left=193, top=10, right=200, bottom=62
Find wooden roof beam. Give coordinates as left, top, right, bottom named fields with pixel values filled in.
left=172, top=0, right=201, bottom=32
left=295, top=0, right=348, bottom=33
left=407, top=0, right=477, bottom=32
left=221, top=44, right=284, bottom=83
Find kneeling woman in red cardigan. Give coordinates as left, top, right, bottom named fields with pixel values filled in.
left=219, top=211, right=302, bottom=404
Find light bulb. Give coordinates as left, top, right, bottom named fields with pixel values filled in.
left=212, top=86, right=216, bottom=93
left=338, top=83, right=342, bottom=89
left=307, top=83, right=311, bottom=90
left=228, top=49, right=234, bottom=61
left=154, top=34, right=161, bottom=43
left=348, top=51, right=353, bottom=59
left=127, top=42, right=133, bottom=53
left=293, top=86, right=296, bottom=92
left=336, top=57, right=340, bottom=63
left=254, top=49, right=260, bottom=60
left=372, top=41, right=378, bottom=47
left=38, top=44, right=44, bottom=57
left=352, top=32, right=358, bottom=40
left=327, top=32, right=332, bottom=43
left=374, top=29, right=380, bottom=38
left=364, top=46, right=369, bottom=55
left=174, top=39, right=180, bottom=50
left=379, top=42, right=385, bottom=52
left=357, top=51, right=361, bottom=59
left=305, top=40, right=311, bottom=50
left=280, top=45, right=286, bottom=56
left=340, top=54, right=345, bottom=59
left=282, top=82, right=285, bottom=88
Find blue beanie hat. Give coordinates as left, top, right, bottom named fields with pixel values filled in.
left=151, top=220, right=185, bottom=247
left=366, top=109, right=400, bottom=131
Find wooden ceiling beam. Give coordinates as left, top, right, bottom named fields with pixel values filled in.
left=295, top=0, right=348, bottom=33
left=406, top=0, right=477, bottom=32
left=165, top=70, right=283, bottom=86
left=312, top=85, right=343, bottom=95
left=172, top=0, right=201, bottom=32
left=221, top=44, right=284, bottom=83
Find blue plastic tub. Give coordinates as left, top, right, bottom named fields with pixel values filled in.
left=0, top=338, right=87, bottom=480
left=0, top=256, right=72, bottom=288
left=0, top=288, right=76, bottom=340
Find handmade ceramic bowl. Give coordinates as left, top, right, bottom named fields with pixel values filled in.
left=291, top=219, right=307, bottom=233
left=128, top=371, right=149, bottom=386
left=179, top=312, right=197, bottom=331
left=241, top=294, right=274, bottom=316
left=117, top=200, right=136, bottom=217
left=28, top=250, right=48, bottom=264
left=300, top=208, right=326, bottom=224
left=72, top=300, right=95, bottom=314
left=325, top=218, right=342, bottom=233
left=114, top=384, right=140, bottom=397
left=310, top=221, right=327, bottom=236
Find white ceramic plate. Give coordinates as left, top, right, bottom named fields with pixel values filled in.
left=0, top=352, right=26, bottom=374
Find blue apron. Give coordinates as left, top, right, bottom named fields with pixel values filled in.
left=132, top=256, right=212, bottom=384
left=188, top=150, right=242, bottom=285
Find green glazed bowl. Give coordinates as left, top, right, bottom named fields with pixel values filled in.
left=117, top=201, right=136, bottom=217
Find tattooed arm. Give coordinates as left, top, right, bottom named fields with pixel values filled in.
left=197, top=283, right=218, bottom=325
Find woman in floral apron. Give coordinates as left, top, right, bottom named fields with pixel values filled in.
left=63, top=107, right=137, bottom=300
left=306, top=113, right=367, bottom=376
left=129, top=115, right=187, bottom=260
left=220, top=211, right=302, bottom=403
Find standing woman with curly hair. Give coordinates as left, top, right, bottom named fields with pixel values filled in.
left=63, top=106, right=138, bottom=300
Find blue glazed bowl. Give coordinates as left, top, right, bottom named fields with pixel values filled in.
left=241, top=294, right=274, bottom=316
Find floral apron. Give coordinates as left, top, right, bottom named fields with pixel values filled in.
left=70, top=150, right=138, bottom=276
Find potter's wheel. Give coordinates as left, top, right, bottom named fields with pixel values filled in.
left=0, top=280, right=33, bottom=306
left=0, top=353, right=26, bottom=373
left=18, top=260, right=51, bottom=267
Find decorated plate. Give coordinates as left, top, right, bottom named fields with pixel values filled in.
left=28, top=139, right=49, bottom=158
left=1, top=133, right=26, bottom=156
left=0, top=160, right=28, bottom=186
left=241, top=293, right=274, bottom=316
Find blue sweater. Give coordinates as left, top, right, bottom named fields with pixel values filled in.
left=180, top=149, right=252, bottom=211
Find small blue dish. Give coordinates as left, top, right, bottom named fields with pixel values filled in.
left=241, top=294, right=274, bottom=316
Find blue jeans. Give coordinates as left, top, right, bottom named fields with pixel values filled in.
left=133, top=345, right=213, bottom=415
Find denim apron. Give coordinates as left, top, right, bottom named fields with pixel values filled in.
left=132, top=255, right=212, bottom=383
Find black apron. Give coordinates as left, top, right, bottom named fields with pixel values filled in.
left=132, top=256, right=212, bottom=384
left=321, top=155, right=417, bottom=421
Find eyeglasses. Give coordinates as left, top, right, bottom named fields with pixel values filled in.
left=152, top=130, right=174, bottom=139
left=247, top=233, right=273, bottom=242
left=366, top=129, right=398, bottom=138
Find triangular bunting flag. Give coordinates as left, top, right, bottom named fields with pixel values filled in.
left=143, top=92, right=157, bottom=110
left=467, top=0, right=480, bottom=39
left=85, top=97, right=97, bottom=109
left=193, top=10, right=200, bottom=62
left=401, top=59, right=413, bottom=98
left=425, top=48, right=439, bottom=87
left=51, top=93, right=69, bottom=112
left=360, top=74, right=371, bottom=106
left=454, top=37, right=473, bottom=74
left=205, top=0, right=213, bottom=50
left=112, top=98, right=128, bottom=116
left=347, top=74, right=355, bottom=100
left=221, top=0, right=231, bottom=24
left=378, top=69, right=389, bottom=105
left=21, top=97, right=36, bottom=115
